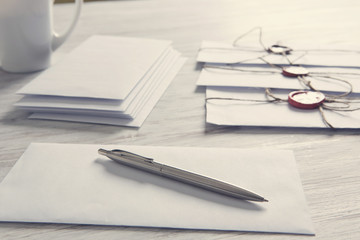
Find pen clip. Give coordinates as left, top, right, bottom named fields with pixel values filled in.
left=112, top=149, right=154, bottom=163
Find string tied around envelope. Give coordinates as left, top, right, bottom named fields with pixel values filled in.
left=232, top=27, right=295, bottom=64
left=258, top=57, right=357, bottom=98
left=198, top=27, right=295, bottom=62
left=203, top=63, right=359, bottom=98
left=235, top=27, right=360, bottom=65
left=206, top=88, right=360, bottom=128
left=199, top=26, right=360, bottom=65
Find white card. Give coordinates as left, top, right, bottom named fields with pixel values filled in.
left=0, top=143, right=314, bottom=235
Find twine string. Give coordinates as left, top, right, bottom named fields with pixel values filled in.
left=233, top=27, right=267, bottom=51
left=318, top=106, right=334, bottom=128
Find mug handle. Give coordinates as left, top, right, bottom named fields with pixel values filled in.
left=51, top=0, right=83, bottom=51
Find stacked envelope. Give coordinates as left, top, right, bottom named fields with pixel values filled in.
left=196, top=40, right=360, bottom=129
left=16, top=35, right=186, bottom=127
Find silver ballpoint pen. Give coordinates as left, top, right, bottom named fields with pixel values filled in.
left=98, top=149, right=268, bottom=202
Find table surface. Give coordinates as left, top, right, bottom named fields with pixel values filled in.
left=1, top=0, right=360, bottom=239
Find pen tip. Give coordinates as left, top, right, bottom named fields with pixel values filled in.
left=98, top=148, right=107, bottom=155
left=263, top=198, right=269, bottom=202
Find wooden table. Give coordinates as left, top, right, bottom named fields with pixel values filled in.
left=1, top=0, right=359, bottom=239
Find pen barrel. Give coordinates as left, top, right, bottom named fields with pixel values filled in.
left=99, top=149, right=266, bottom=202
left=160, top=165, right=266, bottom=202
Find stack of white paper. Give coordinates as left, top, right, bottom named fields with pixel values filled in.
left=196, top=39, right=360, bottom=129
left=16, top=35, right=186, bottom=127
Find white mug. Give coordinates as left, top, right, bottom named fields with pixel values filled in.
left=0, top=0, right=82, bottom=73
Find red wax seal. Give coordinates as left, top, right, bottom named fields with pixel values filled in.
left=282, top=66, right=309, bottom=77
left=268, top=45, right=292, bottom=55
left=288, top=91, right=325, bottom=109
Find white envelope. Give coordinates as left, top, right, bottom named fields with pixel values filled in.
left=197, top=41, right=360, bottom=67
left=206, top=86, right=360, bottom=128
left=16, top=49, right=182, bottom=119
left=29, top=57, right=186, bottom=127
left=197, top=64, right=360, bottom=94
left=0, top=143, right=314, bottom=235
left=17, top=35, right=172, bottom=100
